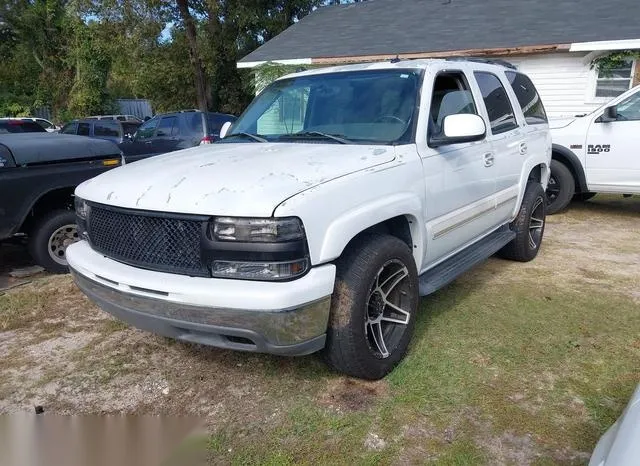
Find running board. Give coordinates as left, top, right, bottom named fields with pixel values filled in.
left=418, top=227, right=516, bottom=296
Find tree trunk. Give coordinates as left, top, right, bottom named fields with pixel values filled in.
left=176, top=0, right=210, bottom=111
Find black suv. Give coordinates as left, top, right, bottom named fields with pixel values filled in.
left=60, top=119, right=141, bottom=146
left=120, top=110, right=236, bottom=162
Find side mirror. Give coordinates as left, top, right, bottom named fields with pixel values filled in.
left=219, top=121, right=232, bottom=139
left=600, top=105, right=618, bottom=123
left=430, top=114, right=486, bottom=147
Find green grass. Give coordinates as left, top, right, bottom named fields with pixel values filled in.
left=196, top=272, right=639, bottom=465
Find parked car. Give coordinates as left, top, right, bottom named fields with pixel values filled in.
left=67, top=59, right=551, bottom=379
left=547, top=84, right=640, bottom=213
left=86, top=114, right=143, bottom=123
left=589, top=383, right=640, bottom=466
left=1, top=117, right=61, bottom=132
left=0, top=119, right=47, bottom=133
left=60, top=119, right=141, bottom=154
left=118, top=110, right=236, bottom=162
left=0, top=133, right=122, bottom=273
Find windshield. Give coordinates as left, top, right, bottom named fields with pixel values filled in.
left=227, top=69, right=422, bottom=144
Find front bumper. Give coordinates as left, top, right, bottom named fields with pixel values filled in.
left=67, top=241, right=335, bottom=356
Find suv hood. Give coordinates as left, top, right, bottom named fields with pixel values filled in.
left=76, top=142, right=396, bottom=216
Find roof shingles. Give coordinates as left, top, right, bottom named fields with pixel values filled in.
left=240, top=0, right=640, bottom=63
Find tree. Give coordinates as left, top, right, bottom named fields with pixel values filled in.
left=175, top=0, right=210, bottom=111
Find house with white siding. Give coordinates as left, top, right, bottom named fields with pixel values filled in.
left=237, top=0, right=640, bottom=118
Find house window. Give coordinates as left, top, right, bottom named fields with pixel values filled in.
left=595, top=60, right=634, bottom=98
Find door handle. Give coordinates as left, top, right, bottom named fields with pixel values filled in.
left=483, top=152, right=494, bottom=167
left=519, top=142, right=528, bottom=155
left=145, top=140, right=152, bottom=145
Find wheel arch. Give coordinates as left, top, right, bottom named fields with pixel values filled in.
left=551, top=144, right=588, bottom=193
left=314, top=194, right=424, bottom=270
left=19, top=187, right=75, bottom=234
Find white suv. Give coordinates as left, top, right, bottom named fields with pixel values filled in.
left=548, top=85, right=640, bottom=213
left=67, top=59, right=551, bottom=379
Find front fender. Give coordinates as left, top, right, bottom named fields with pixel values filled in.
left=319, top=192, right=424, bottom=267
left=273, top=156, right=427, bottom=270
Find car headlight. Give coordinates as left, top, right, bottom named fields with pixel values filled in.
left=211, top=217, right=304, bottom=242
left=74, top=196, right=90, bottom=220
left=207, top=217, right=309, bottom=281
left=74, top=197, right=90, bottom=240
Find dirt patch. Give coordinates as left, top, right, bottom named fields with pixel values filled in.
left=317, top=377, right=389, bottom=413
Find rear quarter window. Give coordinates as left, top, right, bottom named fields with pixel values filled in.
left=185, top=113, right=204, bottom=135
left=505, top=71, right=548, bottom=125
left=94, top=121, right=120, bottom=137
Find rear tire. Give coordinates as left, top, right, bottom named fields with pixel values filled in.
left=323, top=234, right=419, bottom=380
left=546, top=160, right=575, bottom=214
left=28, top=210, right=78, bottom=274
left=498, top=182, right=546, bottom=262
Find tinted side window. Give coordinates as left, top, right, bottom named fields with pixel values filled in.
left=94, top=121, right=120, bottom=137
left=429, top=72, right=478, bottom=135
left=77, top=123, right=91, bottom=136
left=185, top=113, right=204, bottom=135
left=157, top=116, right=177, bottom=137
left=474, top=72, right=518, bottom=134
left=135, top=117, right=159, bottom=140
left=61, top=122, right=78, bottom=134
left=505, top=72, right=548, bottom=125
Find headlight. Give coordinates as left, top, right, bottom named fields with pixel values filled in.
left=74, top=196, right=90, bottom=219
left=211, top=217, right=304, bottom=242
left=211, top=259, right=308, bottom=280
left=206, top=216, right=309, bottom=281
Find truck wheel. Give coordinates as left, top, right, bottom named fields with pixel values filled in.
left=28, top=210, right=78, bottom=274
left=499, top=182, right=546, bottom=262
left=546, top=160, right=575, bottom=214
left=324, top=234, right=419, bottom=380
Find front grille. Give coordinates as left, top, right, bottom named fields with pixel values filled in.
left=87, top=204, right=208, bottom=276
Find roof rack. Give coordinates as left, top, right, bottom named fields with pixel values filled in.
left=444, top=57, right=517, bottom=70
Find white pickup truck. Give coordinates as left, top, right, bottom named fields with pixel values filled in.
left=547, top=84, right=640, bottom=213
left=67, top=59, right=551, bottom=379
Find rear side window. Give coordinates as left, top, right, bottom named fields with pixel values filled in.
left=61, top=122, right=78, bottom=134
left=505, top=72, right=548, bottom=125
left=474, top=72, right=518, bottom=134
left=77, top=122, right=91, bottom=136
left=0, top=121, right=47, bottom=133
left=185, top=113, right=204, bottom=135
left=94, top=121, right=120, bottom=137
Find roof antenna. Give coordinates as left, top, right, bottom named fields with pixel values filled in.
left=390, top=55, right=401, bottom=63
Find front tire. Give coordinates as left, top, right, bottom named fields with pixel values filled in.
left=499, top=182, right=546, bottom=262
left=28, top=210, right=78, bottom=274
left=324, top=234, right=419, bottom=380
left=546, top=160, right=575, bottom=214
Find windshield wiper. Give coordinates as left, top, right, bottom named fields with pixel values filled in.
left=286, top=131, right=351, bottom=144
left=224, top=132, right=267, bottom=143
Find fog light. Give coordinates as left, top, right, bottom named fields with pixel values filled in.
left=211, top=259, right=308, bottom=281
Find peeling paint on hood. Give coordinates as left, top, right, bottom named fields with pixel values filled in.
left=76, top=142, right=396, bottom=217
